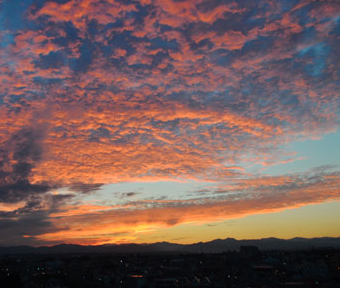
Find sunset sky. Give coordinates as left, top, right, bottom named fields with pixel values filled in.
left=0, top=0, right=340, bottom=246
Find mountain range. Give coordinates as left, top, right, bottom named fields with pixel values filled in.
left=1, top=237, right=339, bottom=255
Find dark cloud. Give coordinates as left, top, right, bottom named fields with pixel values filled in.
left=0, top=127, right=54, bottom=203
left=0, top=210, right=67, bottom=246
left=69, top=183, right=103, bottom=194
left=118, top=192, right=140, bottom=198
left=0, top=193, right=73, bottom=246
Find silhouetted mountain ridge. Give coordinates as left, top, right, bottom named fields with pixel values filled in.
left=0, top=237, right=339, bottom=254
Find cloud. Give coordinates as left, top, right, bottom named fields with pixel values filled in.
left=0, top=127, right=53, bottom=203
left=30, top=167, right=340, bottom=245
left=69, top=183, right=103, bottom=194
left=117, top=192, right=141, bottom=199
left=0, top=0, right=340, bottom=244
left=0, top=193, right=73, bottom=246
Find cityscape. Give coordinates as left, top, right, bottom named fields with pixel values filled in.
left=1, top=245, right=340, bottom=288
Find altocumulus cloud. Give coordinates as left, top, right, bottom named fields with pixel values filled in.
left=0, top=0, right=340, bottom=244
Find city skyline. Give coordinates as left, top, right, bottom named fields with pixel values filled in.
left=0, top=0, right=340, bottom=246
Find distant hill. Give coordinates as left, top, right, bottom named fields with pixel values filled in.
left=0, top=237, right=339, bottom=255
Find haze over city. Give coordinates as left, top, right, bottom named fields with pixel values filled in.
left=0, top=0, right=340, bottom=247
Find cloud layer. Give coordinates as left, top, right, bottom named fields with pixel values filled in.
left=0, top=0, right=340, bottom=245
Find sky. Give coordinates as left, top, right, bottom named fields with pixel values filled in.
left=0, top=0, right=340, bottom=246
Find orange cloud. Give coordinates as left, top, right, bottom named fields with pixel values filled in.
left=1, top=0, right=340, bottom=245
left=32, top=170, right=340, bottom=244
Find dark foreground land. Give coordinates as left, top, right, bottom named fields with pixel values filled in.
left=1, top=247, right=340, bottom=288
